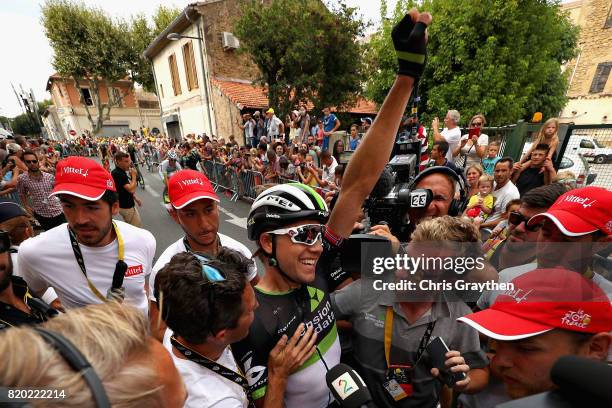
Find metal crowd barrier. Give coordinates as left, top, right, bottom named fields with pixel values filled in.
left=199, top=159, right=335, bottom=202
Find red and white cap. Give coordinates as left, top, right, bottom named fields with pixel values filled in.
left=458, top=268, right=612, bottom=341
left=168, top=170, right=219, bottom=209
left=50, top=157, right=116, bottom=201
left=527, top=186, right=612, bottom=236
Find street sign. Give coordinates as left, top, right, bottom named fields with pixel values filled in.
left=69, top=130, right=76, bottom=136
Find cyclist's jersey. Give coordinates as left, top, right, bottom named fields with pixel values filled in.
left=158, top=159, right=182, bottom=180
left=232, top=232, right=350, bottom=408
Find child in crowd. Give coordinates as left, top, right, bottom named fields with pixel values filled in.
left=482, top=199, right=521, bottom=258
left=554, top=170, right=577, bottom=190
left=481, top=142, right=500, bottom=175
left=517, top=118, right=560, bottom=172
left=464, top=175, right=495, bottom=226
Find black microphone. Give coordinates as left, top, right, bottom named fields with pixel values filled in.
left=325, top=363, right=377, bottom=408
left=496, top=356, right=612, bottom=408
left=369, top=166, right=395, bottom=200
left=550, top=355, right=612, bottom=404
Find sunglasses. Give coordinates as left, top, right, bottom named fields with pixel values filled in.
left=25, top=159, right=38, bottom=164
left=508, top=211, right=543, bottom=232
left=0, top=230, right=11, bottom=253
left=471, top=122, right=483, bottom=127
left=267, top=224, right=325, bottom=246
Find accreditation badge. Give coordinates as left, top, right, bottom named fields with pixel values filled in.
left=384, top=364, right=414, bottom=401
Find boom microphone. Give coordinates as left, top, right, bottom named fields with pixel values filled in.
left=370, top=166, right=395, bottom=200
left=325, top=363, right=377, bottom=408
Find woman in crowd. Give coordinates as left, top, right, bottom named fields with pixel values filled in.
left=332, top=139, right=344, bottom=164
left=465, top=163, right=484, bottom=198
left=453, top=114, right=488, bottom=168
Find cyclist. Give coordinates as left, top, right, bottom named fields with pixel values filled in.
left=231, top=9, right=431, bottom=407
left=158, top=151, right=182, bottom=204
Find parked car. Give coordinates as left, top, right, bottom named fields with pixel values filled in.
left=522, top=142, right=596, bottom=187
left=566, top=135, right=612, bottom=164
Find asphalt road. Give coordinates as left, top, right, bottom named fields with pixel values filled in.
left=111, top=163, right=256, bottom=260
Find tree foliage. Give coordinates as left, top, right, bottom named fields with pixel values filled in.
left=364, top=0, right=579, bottom=125
left=129, top=6, right=181, bottom=92
left=234, top=0, right=366, bottom=117
left=10, top=100, right=53, bottom=136
left=41, top=0, right=134, bottom=134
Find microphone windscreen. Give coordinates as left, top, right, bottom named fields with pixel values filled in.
left=326, top=363, right=372, bottom=408
left=370, top=167, right=395, bottom=199
left=551, top=355, right=612, bottom=404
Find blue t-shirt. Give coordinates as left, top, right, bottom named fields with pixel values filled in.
left=482, top=156, right=500, bottom=175
left=349, top=137, right=361, bottom=151
left=323, top=114, right=338, bottom=132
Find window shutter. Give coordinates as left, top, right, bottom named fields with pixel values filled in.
left=589, top=62, right=612, bottom=94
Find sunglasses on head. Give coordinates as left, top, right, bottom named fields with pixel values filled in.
left=267, top=224, right=325, bottom=246
left=508, top=211, right=543, bottom=232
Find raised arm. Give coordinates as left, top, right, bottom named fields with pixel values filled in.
left=328, top=9, right=432, bottom=238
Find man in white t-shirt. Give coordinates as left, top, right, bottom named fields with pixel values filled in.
left=155, top=249, right=315, bottom=408
left=265, top=108, right=284, bottom=141
left=481, top=158, right=520, bottom=229
left=18, top=157, right=156, bottom=316
left=432, top=109, right=461, bottom=163
left=149, top=169, right=258, bottom=340
left=318, top=150, right=338, bottom=188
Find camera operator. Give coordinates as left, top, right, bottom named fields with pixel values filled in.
left=231, top=9, right=432, bottom=408
left=332, top=216, right=489, bottom=408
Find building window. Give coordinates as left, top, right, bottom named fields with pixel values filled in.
left=589, top=62, right=612, bottom=94
left=168, top=53, right=182, bottom=96
left=606, top=4, right=612, bottom=28
left=182, top=41, right=199, bottom=91
left=80, top=88, right=94, bottom=106
left=159, top=84, right=165, bottom=98
left=110, top=87, right=123, bottom=107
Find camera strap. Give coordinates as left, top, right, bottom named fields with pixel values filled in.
left=68, top=222, right=125, bottom=303
left=384, top=306, right=435, bottom=367
left=170, top=336, right=254, bottom=406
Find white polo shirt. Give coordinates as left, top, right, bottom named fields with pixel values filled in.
left=18, top=220, right=155, bottom=315
left=149, top=234, right=258, bottom=301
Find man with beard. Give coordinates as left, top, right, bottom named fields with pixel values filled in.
left=148, top=170, right=258, bottom=340
left=0, top=229, right=57, bottom=329
left=18, top=157, right=156, bottom=315
left=483, top=183, right=566, bottom=272
left=480, top=158, right=520, bottom=230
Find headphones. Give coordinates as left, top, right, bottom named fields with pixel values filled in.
left=408, top=166, right=468, bottom=216
left=0, top=328, right=110, bottom=408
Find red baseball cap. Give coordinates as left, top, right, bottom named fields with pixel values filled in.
left=527, top=186, right=612, bottom=237
left=168, top=170, right=219, bottom=209
left=458, top=268, right=612, bottom=341
left=50, top=157, right=116, bottom=201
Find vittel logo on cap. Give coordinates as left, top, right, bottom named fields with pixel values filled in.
left=563, top=194, right=596, bottom=209
left=561, top=309, right=591, bottom=329
left=63, top=167, right=89, bottom=177
left=179, top=178, right=204, bottom=189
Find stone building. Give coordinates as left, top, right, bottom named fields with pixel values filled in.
left=560, top=0, right=612, bottom=124
left=144, top=0, right=376, bottom=144
left=45, top=73, right=161, bottom=138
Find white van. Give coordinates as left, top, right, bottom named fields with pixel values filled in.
left=566, top=135, right=612, bottom=164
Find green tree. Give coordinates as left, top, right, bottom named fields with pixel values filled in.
left=365, top=0, right=579, bottom=125
left=9, top=100, right=53, bottom=136
left=234, top=0, right=366, bottom=118
left=42, top=0, right=135, bottom=135
left=129, top=6, right=181, bottom=92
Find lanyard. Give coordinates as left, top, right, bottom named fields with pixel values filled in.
left=68, top=222, right=125, bottom=303
left=182, top=235, right=221, bottom=255
left=384, top=306, right=436, bottom=367
left=170, top=336, right=253, bottom=406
